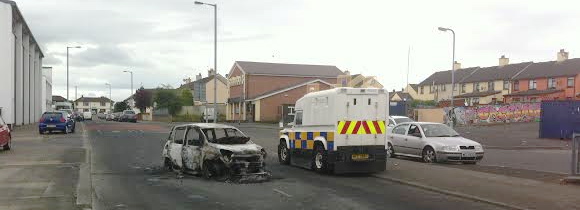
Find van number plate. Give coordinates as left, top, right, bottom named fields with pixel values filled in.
left=351, top=154, right=369, bottom=161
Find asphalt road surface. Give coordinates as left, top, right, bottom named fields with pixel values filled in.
left=87, top=120, right=503, bottom=210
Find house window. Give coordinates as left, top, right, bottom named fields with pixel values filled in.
left=101, top=102, right=106, bottom=106
left=429, top=85, right=433, bottom=93
left=472, top=98, right=480, bottom=104
left=461, top=84, right=466, bottom=93
left=513, top=80, right=520, bottom=91
left=529, top=79, right=537, bottom=90
left=568, top=77, right=575, bottom=87
left=420, top=86, right=424, bottom=94
left=530, top=97, right=538, bottom=102
left=488, top=81, right=494, bottom=91
left=441, top=84, right=446, bottom=91
left=234, top=106, right=240, bottom=114
left=473, top=83, right=480, bottom=92
left=503, top=80, right=510, bottom=90
left=548, top=78, right=556, bottom=89
left=84, top=109, right=89, bottom=112
left=453, top=84, right=457, bottom=91
left=513, top=98, right=521, bottom=102
left=84, top=102, right=89, bottom=106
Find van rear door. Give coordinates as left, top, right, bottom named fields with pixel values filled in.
left=340, top=89, right=387, bottom=146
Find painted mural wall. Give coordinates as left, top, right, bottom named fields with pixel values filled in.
left=444, top=103, right=541, bottom=125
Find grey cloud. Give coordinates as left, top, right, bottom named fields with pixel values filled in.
left=42, top=53, right=62, bottom=65
left=71, top=45, right=151, bottom=68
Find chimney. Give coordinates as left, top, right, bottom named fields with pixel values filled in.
left=344, top=70, right=350, bottom=75
left=196, top=73, right=202, bottom=81
left=453, top=61, right=461, bottom=70
left=208, top=69, right=215, bottom=76
left=557, top=49, right=569, bottom=62
left=499, top=55, right=509, bottom=67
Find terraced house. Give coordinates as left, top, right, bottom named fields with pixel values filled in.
left=417, top=49, right=580, bottom=105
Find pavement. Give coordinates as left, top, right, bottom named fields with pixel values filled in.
left=0, top=123, right=85, bottom=210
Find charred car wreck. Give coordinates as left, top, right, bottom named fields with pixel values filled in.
left=162, top=123, right=270, bottom=182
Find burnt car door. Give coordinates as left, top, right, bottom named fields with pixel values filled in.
left=182, top=126, right=203, bottom=171
left=169, top=126, right=187, bottom=168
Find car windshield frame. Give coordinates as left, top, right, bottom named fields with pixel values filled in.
left=420, top=124, right=460, bottom=137
left=201, top=128, right=249, bottom=144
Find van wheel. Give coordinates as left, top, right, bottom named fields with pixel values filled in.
left=278, top=141, right=290, bottom=165
left=312, top=145, right=329, bottom=173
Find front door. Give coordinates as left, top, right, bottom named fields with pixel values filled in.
left=182, top=126, right=203, bottom=171
left=169, top=126, right=187, bottom=168
left=406, top=124, right=424, bottom=156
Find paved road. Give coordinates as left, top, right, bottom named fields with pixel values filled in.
left=88, top=120, right=502, bottom=210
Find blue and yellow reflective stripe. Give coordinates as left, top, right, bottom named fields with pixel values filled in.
left=284, top=131, right=335, bottom=151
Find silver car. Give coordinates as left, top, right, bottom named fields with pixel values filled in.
left=386, top=122, right=484, bottom=164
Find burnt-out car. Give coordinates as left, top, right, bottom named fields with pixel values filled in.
left=162, top=123, right=270, bottom=182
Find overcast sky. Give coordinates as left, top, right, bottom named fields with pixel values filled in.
left=16, top=0, right=580, bottom=102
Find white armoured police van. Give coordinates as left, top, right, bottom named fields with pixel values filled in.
left=278, top=87, right=388, bottom=174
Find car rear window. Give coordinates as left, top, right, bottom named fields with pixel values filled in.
left=42, top=112, right=63, bottom=118
left=124, top=111, right=135, bottom=114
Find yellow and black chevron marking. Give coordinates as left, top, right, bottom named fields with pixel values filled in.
left=337, top=120, right=385, bottom=134
left=280, top=131, right=335, bottom=151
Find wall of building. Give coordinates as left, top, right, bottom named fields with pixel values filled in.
left=414, top=108, right=445, bottom=123
left=258, top=82, right=332, bottom=122
left=444, top=103, right=541, bottom=125
left=76, top=102, right=112, bottom=113
left=205, top=78, right=227, bottom=104
left=0, top=3, right=14, bottom=123
left=228, top=66, right=244, bottom=99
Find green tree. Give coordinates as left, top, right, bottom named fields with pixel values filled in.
left=114, top=101, right=130, bottom=112
left=154, top=88, right=182, bottom=115
left=134, top=87, right=153, bottom=113
left=180, top=88, right=194, bottom=106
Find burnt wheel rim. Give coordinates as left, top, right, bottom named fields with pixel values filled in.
left=315, top=152, right=323, bottom=169
left=423, top=149, right=435, bottom=163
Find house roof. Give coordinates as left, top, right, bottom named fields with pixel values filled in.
left=461, top=62, right=533, bottom=83
left=408, top=84, right=418, bottom=92
left=390, top=91, right=413, bottom=100
left=180, top=74, right=227, bottom=90
left=513, top=58, right=580, bottom=80
left=235, top=61, right=344, bottom=77
left=419, top=67, right=480, bottom=85
left=75, top=96, right=113, bottom=103
left=455, top=90, right=502, bottom=98
left=504, top=89, right=563, bottom=96
left=52, top=95, right=67, bottom=102
left=247, top=79, right=332, bottom=101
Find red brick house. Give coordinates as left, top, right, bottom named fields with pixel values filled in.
left=505, top=50, right=580, bottom=102
left=226, top=61, right=344, bottom=122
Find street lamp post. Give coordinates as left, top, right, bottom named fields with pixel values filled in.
left=105, top=83, right=112, bottom=113
left=123, top=70, right=134, bottom=96
left=66, top=46, right=81, bottom=100
left=438, top=27, right=456, bottom=129
left=195, top=1, right=218, bottom=123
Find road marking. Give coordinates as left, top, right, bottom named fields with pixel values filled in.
left=111, top=130, right=120, bottom=133
left=272, top=188, right=292, bottom=197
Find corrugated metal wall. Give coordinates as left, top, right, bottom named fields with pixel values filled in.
left=389, top=101, right=407, bottom=116
left=540, top=100, right=580, bottom=139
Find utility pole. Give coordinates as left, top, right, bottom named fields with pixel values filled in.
left=75, top=86, right=78, bottom=101
left=195, top=1, right=218, bottom=123
left=406, top=46, right=411, bottom=92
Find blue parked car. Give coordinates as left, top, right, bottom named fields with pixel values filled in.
left=39, top=111, right=75, bottom=134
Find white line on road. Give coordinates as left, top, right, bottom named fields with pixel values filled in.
left=273, top=188, right=292, bottom=198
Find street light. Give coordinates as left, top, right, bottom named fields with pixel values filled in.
left=438, top=26, right=456, bottom=128
left=194, top=1, right=218, bottom=123
left=105, top=83, right=112, bottom=113
left=66, top=46, right=81, bottom=100
left=123, top=70, right=133, bottom=97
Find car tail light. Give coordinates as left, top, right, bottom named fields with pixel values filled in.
left=39, top=117, right=44, bottom=122
left=60, top=117, right=66, bottom=122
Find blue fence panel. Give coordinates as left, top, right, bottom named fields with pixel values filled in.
left=540, top=100, right=580, bottom=139
left=389, top=101, right=407, bottom=116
